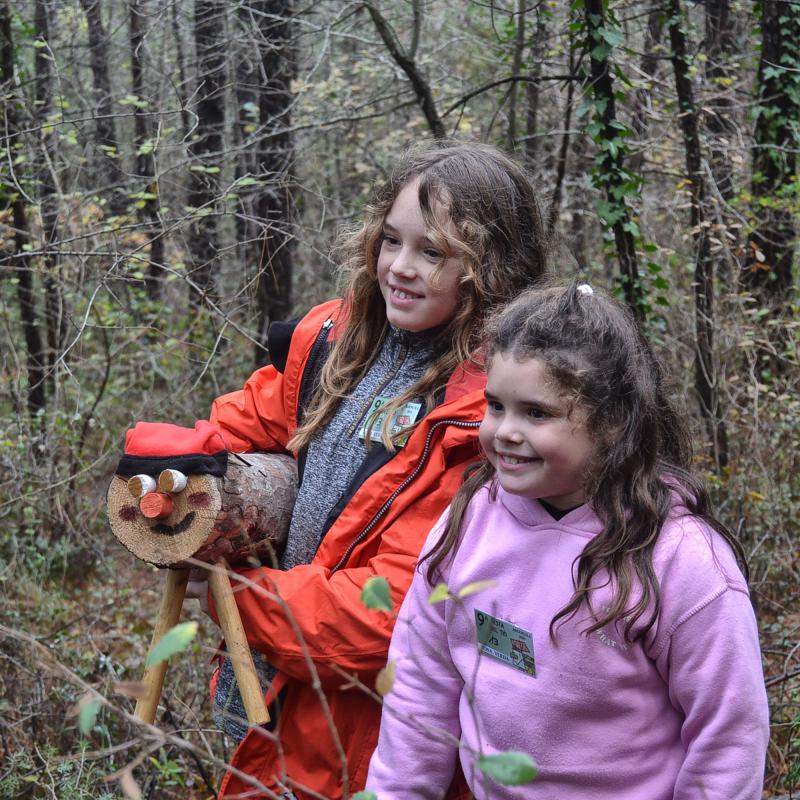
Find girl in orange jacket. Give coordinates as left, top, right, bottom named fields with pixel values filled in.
left=190, top=140, right=550, bottom=799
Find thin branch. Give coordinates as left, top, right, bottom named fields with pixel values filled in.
left=443, top=74, right=580, bottom=117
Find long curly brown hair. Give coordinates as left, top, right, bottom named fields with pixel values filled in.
left=423, top=282, right=748, bottom=643
left=289, top=140, right=550, bottom=451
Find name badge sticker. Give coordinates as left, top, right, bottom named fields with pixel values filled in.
left=358, top=396, right=422, bottom=444
left=474, top=609, right=536, bottom=677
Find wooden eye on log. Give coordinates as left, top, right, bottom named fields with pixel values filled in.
left=158, top=469, right=187, bottom=493
left=128, top=474, right=157, bottom=498
left=107, top=452, right=297, bottom=568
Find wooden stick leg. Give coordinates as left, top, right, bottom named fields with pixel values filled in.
left=135, top=568, right=189, bottom=724
left=209, top=563, right=270, bottom=725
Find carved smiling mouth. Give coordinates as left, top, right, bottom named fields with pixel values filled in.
left=152, top=512, right=197, bottom=536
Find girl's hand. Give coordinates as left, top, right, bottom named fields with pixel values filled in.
left=185, top=566, right=212, bottom=618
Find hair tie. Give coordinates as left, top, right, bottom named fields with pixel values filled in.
left=576, top=284, right=594, bottom=296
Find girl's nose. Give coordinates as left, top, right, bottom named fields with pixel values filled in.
left=389, top=248, right=416, bottom=278
left=495, top=418, right=522, bottom=443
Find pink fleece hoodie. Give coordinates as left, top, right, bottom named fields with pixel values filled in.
left=367, top=485, right=769, bottom=799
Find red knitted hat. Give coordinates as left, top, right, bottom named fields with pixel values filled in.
left=116, top=420, right=230, bottom=477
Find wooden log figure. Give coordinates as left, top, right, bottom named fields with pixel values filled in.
left=107, top=421, right=297, bottom=726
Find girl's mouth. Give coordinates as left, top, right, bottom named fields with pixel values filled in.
left=497, top=453, right=536, bottom=468
left=390, top=286, right=423, bottom=301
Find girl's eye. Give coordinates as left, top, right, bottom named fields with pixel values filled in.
left=487, top=400, right=503, bottom=413
left=424, top=248, right=443, bottom=260
left=382, top=233, right=400, bottom=247
left=527, top=407, right=548, bottom=420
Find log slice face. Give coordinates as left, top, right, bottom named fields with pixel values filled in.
left=107, top=453, right=297, bottom=568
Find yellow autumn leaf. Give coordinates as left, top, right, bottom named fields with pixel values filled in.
left=428, top=583, right=451, bottom=604
left=456, top=580, right=498, bottom=599
left=375, top=660, right=396, bottom=696
left=746, top=490, right=765, bottom=502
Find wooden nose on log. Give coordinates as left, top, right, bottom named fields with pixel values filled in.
left=139, top=491, right=174, bottom=520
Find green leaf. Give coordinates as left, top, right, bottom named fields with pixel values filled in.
left=599, top=26, right=624, bottom=48
left=477, top=751, right=538, bottom=785
left=145, top=621, right=198, bottom=668
left=352, top=793, right=378, bottom=800
left=129, top=191, right=158, bottom=201
left=361, top=577, right=392, bottom=613
left=428, top=583, right=451, bottom=604
left=120, top=93, right=149, bottom=109
left=78, top=698, right=101, bottom=735
left=622, top=220, right=640, bottom=237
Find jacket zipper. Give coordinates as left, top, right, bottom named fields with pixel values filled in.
left=330, top=418, right=482, bottom=573
left=345, top=339, right=408, bottom=439
left=297, top=318, right=333, bottom=427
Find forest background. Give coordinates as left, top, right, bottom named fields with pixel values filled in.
left=1, top=0, right=798, bottom=797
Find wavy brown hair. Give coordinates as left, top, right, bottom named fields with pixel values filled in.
left=290, top=140, right=549, bottom=452
left=423, top=282, right=748, bottom=643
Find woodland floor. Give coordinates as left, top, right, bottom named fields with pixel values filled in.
left=1, top=537, right=798, bottom=798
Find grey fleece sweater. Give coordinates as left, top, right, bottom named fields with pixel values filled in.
left=213, top=324, right=443, bottom=740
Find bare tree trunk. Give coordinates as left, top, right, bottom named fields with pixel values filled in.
left=583, top=0, right=643, bottom=318
left=34, top=0, right=67, bottom=399
left=507, top=0, right=526, bottom=151
left=629, top=3, right=663, bottom=171
left=171, top=1, right=191, bottom=142
left=130, top=0, right=164, bottom=300
left=523, top=9, right=547, bottom=171
left=233, top=4, right=261, bottom=269
left=251, top=0, right=296, bottom=364
left=745, top=0, right=799, bottom=305
left=703, top=0, right=739, bottom=284
left=704, top=0, right=736, bottom=203
left=79, top=0, right=126, bottom=215
left=1, top=1, right=47, bottom=417
left=187, top=0, right=227, bottom=307
left=548, top=43, right=576, bottom=235
left=667, top=0, right=728, bottom=470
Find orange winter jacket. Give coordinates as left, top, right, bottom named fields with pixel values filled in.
left=208, top=299, right=483, bottom=799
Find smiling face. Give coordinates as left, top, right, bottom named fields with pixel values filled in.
left=376, top=178, right=464, bottom=332
left=479, top=353, right=595, bottom=510
left=107, top=472, right=222, bottom=566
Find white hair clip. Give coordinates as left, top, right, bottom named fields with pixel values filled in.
left=576, top=283, right=594, bottom=296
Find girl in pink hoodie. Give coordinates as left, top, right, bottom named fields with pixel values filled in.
left=367, top=283, right=769, bottom=800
